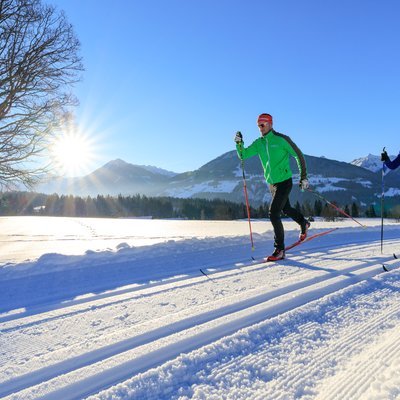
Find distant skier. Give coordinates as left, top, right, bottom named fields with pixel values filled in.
left=234, top=113, right=310, bottom=261
left=381, top=149, right=400, bottom=170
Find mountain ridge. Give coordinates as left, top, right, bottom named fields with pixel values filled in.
left=34, top=152, right=400, bottom=207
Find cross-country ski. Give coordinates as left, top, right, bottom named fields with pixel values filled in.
left=199, top=226, right=339, bottom=279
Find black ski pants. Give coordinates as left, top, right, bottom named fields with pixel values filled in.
left=269, top=178, right=306, bottom=250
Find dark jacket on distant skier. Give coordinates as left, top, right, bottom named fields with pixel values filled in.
left=381, top=150, right=400, bottom=170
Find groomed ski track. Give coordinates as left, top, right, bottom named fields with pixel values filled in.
left=1, top=221, right=400, bottom=399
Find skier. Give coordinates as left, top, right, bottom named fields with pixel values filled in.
left=381, top=149, right=400, bottom=170
left=235, top=113, right=310, bottom=261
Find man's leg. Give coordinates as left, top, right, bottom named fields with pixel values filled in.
left=269, top=179, right=292, bottom=250
left=282, top=186, right=310, bottom=240
left=282, top=197, right=305, bottom=225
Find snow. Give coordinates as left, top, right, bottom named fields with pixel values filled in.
left=138, top=165, right=178, bottom=177
left=385, top=187, right=400, bottom=197
left=308, top=176, right=347, bottom=192
left=164, top=180, right=240, bottom=197
left=233, top=165, right=264, bottom=179
left=306, top=176, right=374, bottom=192
left=1, top=216, right=400, bottom=399
left=351, top=154, right=383, bottom=172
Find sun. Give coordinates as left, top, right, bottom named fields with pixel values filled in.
left=51, top=131, right=95, bottom=177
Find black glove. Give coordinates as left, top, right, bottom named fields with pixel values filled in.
left=299, top=178, right=309, bottom=190
left=234, top=131, right=243, bottom=144
left=381, top=150, right=389, bottom=162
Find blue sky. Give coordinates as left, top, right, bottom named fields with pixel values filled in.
left=50, top=0, right=400, bottom=174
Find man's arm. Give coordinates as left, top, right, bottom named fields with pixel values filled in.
left=235, top=138, right=259, bottom=160
left=279, top=133, right=307, bottom=181
left=385, top=153, right=400, bottom=170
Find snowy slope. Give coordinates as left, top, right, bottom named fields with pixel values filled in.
left=1, top=216, right=400, bottom=400
left=34, top=153, right=400, bottom=207
left=351, top=154, right=384, bottom=172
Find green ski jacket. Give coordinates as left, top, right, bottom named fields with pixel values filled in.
left=236, top=129, right=307, bottom=185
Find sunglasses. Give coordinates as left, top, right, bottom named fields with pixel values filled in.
left=258, top=123, right=267, bottom=128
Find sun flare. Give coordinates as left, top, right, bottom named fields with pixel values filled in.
left=51, top=131, right=95, bottom=177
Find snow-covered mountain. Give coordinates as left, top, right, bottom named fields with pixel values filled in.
left=350, top=153, right=389, bottom=172
left=160, top=151, right=400, bottom=207
left=138, top=164, right=178, bottom=177
left=34, top=153, right=400, bottom=207
left=36, top=159, right=174, bottom=197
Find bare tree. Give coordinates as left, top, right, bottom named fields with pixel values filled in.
left=0, top=0, right=83, bottom=189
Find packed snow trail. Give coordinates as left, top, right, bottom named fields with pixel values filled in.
left=1, top=217, right=400, bottom=399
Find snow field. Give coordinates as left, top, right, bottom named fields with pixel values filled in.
left=1, top=217, right=400, bottom=399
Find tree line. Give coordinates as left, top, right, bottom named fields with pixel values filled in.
left=0, top=191, right=393, bottom=220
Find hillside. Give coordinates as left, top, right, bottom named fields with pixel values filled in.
left=34, top=153, right=400, bottom=208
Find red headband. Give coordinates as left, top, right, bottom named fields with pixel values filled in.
left=257, top=114, right=273, bottom=125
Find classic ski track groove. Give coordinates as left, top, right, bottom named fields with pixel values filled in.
left=0, top=247, right=393, bottom=342
left=1, top=235, right=394, bottom=328
left=262, top=298, right=400, bottom=398
left=2, top=242, right=399, bottom=399
left=315, top=326, right=400, bottom=399
left=207, top=291, right=400, bottom=400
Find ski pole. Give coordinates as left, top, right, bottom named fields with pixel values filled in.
left=236, top=135, right=255, bottom=255
left=305, top=187, right=366, bottom=228
left=381, top=147, right=386, bottom=254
